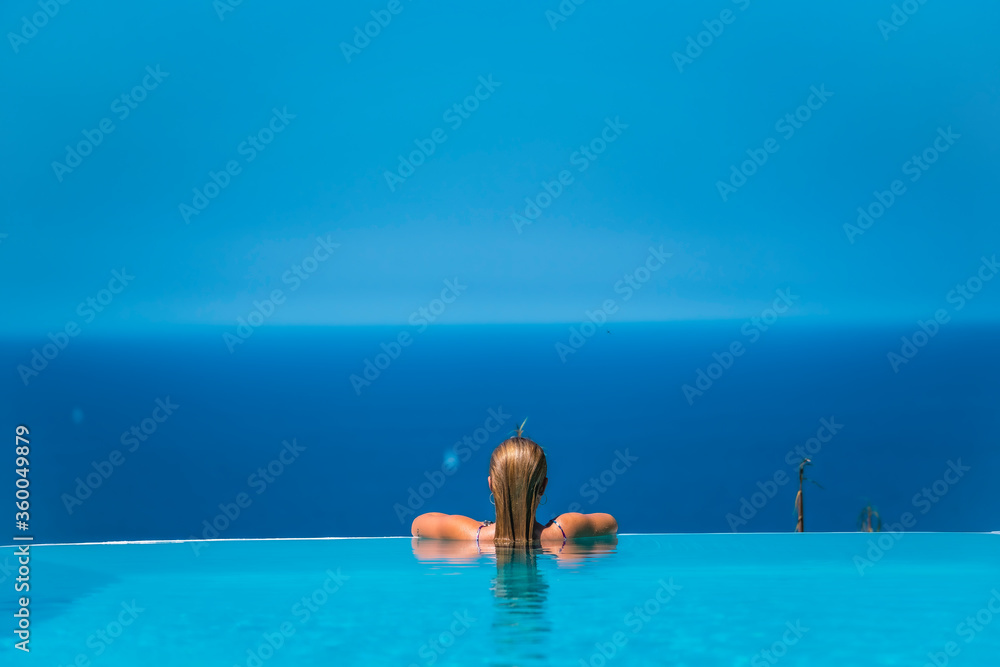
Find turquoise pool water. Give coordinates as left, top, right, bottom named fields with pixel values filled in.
left=2, top=533, right=999, bottom=665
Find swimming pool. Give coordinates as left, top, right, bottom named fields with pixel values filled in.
left=4, top=533, right=999, bottom=665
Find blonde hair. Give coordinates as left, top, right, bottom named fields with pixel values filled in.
left=489, top=430, right=547, bottom=547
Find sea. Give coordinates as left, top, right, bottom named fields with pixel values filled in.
left=2, top=320, right=998, bottom=544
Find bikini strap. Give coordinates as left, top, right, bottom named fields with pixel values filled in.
left=476, top=520, right=494, bottom=547
left=550, top=518, right=567, bottom=546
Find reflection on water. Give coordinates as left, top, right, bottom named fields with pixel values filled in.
left=409, top=536, right=618, bottom=564
left=491, top=547, right=550, bottom=665
left=411, top=538, right=618, bottom=666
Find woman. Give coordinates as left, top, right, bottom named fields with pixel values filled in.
left=410, top=427, right=618, bottom=545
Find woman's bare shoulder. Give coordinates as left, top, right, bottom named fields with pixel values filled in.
left=411, top=512, right=486, bottom=539
left=548, top=512, right=618, bottom=538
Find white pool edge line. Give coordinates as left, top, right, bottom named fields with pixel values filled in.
left=3, top=536, right=412, bottom=548
left=5, top=531, right=999, bottom=548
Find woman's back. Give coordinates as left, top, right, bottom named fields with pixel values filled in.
left=411, top=427, right=617, bottom=544
left=411, top=512, right=617, bottom=542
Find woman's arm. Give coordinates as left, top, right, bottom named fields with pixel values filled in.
left=411, top=512, right=481, bottom=539
left=550, top=512, right=618, bottom=538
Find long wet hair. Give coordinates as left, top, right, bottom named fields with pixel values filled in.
left=489, top=422, right=547, bottom=547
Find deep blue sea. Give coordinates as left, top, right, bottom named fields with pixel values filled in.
left=3, top=321, right=998, bottom=543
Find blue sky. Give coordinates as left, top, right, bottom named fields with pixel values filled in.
left=2, top=1, right=999, bottom=332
